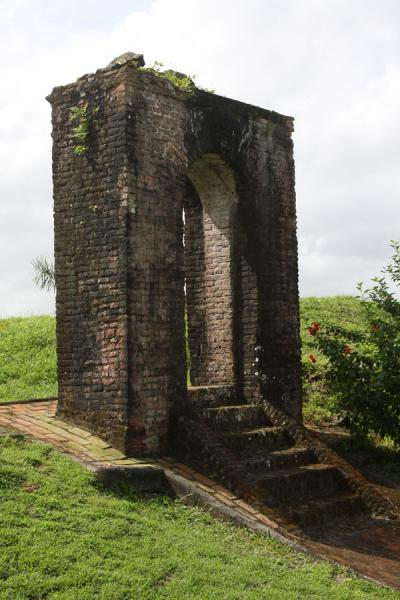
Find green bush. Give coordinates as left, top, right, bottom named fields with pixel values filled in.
left=308, top=242, right=400, bottom=445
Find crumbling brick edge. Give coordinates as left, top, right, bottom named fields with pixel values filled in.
left=159, top=463, right=398, bottom=590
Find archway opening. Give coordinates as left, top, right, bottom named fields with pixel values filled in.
left=184, top=154, right=239, bottom=388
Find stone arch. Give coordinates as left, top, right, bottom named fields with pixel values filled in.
left=184, top=154, right=239, bottom=387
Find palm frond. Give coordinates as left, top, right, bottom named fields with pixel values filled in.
left=32, top=257, right=56, bottom=292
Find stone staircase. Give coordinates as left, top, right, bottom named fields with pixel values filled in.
left=178, top=392, right=394, bottom=531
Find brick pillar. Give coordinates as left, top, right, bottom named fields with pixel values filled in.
left=48, top=60, right=188, bottom=455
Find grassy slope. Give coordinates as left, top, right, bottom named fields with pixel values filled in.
left=0, top=316, right=57, bottom=403
left=1, top=435, right=398, bottom=600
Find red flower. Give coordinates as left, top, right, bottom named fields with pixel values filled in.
left=343, top=345, right=352, bottom=354
left=308, top=322, right=320, bottom=336
left=308, top=354, right=317, bottom=363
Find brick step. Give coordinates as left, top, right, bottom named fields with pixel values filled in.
left=289, top=492, right=366, bottom=528
left=201, top=404, right=269, bottom=429
left=253, top=463, right=347, bottom=505
left=228, top=446, right=315, bottom=475
left=223, top=426, right=290, bottom=454
left=187, top=386, right=239, bottom=408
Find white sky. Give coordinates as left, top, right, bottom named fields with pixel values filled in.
left=1, top=0, right=399, bottom=316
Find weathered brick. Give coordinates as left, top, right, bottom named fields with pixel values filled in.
left=48, top=55, right=302, bottom=457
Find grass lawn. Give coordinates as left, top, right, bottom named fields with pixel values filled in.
left=0, top=316, right=57, bottom=403
left=1, top=434, right=399, bottom=600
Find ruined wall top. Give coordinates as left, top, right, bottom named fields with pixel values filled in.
left=47, top=51, right=294, bottom=131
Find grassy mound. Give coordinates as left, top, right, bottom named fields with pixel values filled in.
left=0, top=434, right=396, bottom=600
left=0, top=316, right=57, bottom=403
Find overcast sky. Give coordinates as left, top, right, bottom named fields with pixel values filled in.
left=1, top=0, right=399, bottom=316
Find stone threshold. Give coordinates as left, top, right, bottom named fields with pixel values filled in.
left=0, top=398, right=398, bottom=591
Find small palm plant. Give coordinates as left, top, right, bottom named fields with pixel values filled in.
left=32, top=257, right=56, bottom=292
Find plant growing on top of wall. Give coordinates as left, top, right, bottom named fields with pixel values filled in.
left=139, top=61, right=198, bottom=96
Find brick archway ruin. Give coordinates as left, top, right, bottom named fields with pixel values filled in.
left=48, top=54, right=302, bottom=457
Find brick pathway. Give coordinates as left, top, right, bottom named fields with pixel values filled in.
left=0, top=400, right=156, bottom=469
left=0, top=399, right=279, bottom=529
left=0, top=399, right=399, bottom=590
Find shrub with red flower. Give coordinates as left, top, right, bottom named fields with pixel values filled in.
left=308, top=354, right=317, bottom=363
left=307, top=241, right=400, bottom=445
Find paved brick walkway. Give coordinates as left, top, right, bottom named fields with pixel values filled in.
left=0, top=399, right=399, bottom=590
left=0, top=400, right=156, bottom=469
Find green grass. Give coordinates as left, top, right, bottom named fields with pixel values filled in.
left=1, top=435, right=398, bottom=600
left=0, top=308, right=399, bottom=597
left=0, top=316, right=57, bottom=403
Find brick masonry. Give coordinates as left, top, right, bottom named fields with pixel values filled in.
left=48, top=55, right=302, bottom=457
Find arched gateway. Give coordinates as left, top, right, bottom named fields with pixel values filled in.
left=48, top=54, right=302, bottom=456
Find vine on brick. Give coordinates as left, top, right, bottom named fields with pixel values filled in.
left=69, top=102, right=98, bottom=155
